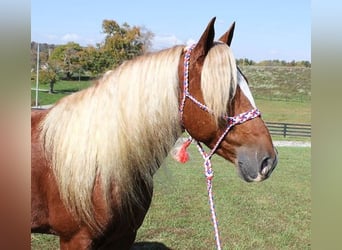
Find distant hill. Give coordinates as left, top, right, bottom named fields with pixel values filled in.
left=239, top=65, right=311, bottom=102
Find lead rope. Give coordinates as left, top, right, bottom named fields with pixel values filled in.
left=196, top=140, right=222, bottom=250
left=180, top=44, right=222, bottom=249
left=180, top=45, right=260, bottom=250
left=177, top=136, right=222, bottom=249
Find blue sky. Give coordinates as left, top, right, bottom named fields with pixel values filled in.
left=31, top=0, right=311, bottom=62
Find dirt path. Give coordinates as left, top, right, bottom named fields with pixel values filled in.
left=273, top=141, right=311, bottom=147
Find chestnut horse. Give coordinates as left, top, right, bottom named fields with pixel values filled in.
left=31, top=18, right=278, bottom=249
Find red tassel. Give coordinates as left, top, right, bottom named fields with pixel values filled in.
left=177, top=139, right=191, bottom=163
left=171, top=138, right=192, bottom=163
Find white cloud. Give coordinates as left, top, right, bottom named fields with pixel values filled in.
left=152, top=34, right=183, bottom=51
left=61, top=33, right=81, bottom=42
left=186, top=39, right=196, bottom=46
left=36, top=32, right=104, bottom=46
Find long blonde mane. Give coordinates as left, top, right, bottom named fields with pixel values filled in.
left=39, top=43, right=237, bottom=232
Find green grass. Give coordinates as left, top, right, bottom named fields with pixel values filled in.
left=135, top=146, right=311, bottom=249
left=31, top=234, right=59, bottom=250
left=31, top=80, right=92, bottom=106
left=31, top=146, right=311, bottom=250
left=257, top=99, right=311, bottom=124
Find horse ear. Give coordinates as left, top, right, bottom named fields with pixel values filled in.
left=219, top=22, right=235, bottom=46
left=192, top=17, right=216, bottom=59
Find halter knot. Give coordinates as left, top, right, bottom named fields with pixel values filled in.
left=204, top=159, right=214, bottom=180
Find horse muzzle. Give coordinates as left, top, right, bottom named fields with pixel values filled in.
left=236, top=146, right=278, bottom=182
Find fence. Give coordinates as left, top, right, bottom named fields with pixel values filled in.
left=266, top=122, right=311, bottom=138
left=31, top=106, right=311, bottom=138
left=255, top=95, right=311, bottom=103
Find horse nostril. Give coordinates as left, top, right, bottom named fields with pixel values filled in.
left=260, top=157, right=270, bottom=175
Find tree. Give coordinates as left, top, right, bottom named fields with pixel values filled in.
left=49, top=42, right=83, bottom=79
left=79, top=45, right=110, bottom=76
left=38, top=69, right=57, bottom=93
left=138, top=26, right=154, bottom=54
left=236, top=58, right=255, bottom=66
left=100, top=20, right=154, bottom=68
left=31, top=42, right=56, bottom=71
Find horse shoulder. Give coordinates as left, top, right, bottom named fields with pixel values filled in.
left=31, top=109, right=50, bottom=232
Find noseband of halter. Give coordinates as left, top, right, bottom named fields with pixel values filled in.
left=179, top=44, right=261, bottom=250
left=179, top=44, right=261, bottom=159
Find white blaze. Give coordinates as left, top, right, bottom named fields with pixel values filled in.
left=237, top=70, right=256, bottom=108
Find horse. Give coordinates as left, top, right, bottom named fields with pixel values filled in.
left=31, top=17, right=278, bottom=249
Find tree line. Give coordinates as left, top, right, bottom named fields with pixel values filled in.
left=236, top=58, right=311, bottom=67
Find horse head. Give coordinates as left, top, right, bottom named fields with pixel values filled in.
left=179, top=17, right=278, bottom=182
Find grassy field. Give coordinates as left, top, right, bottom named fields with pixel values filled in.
left=31, top=146, right=311, bottom=249
left=31, top=80, right=93, bottom=106
left=256, top=99, right=310, bottom=124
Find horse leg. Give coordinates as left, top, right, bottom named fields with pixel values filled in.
left=59, top=228, right=93, bottom=250
left=91, top=230, right=137, bottom=250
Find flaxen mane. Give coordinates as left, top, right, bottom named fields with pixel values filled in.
left=201, top=42, right=237, bottom=120
left=40, top=43, right=237, bottom=232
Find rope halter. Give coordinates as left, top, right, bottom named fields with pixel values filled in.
left=179, top=44, right=261, bottom=249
